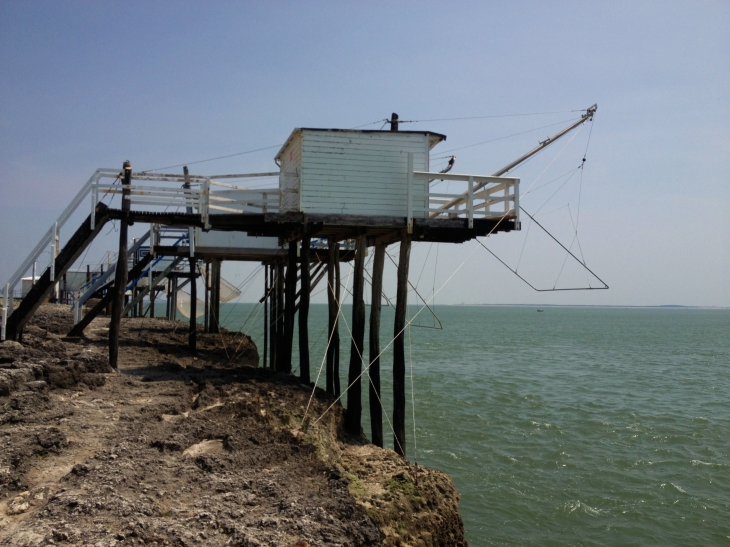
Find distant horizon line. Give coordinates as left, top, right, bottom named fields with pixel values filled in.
left=224, top=301, right=728, bottom=310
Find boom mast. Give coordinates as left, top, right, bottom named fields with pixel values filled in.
left=431, top=104, right=597, bottom=216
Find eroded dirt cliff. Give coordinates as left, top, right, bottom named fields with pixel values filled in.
left=0, top=304, right=465, bottom=546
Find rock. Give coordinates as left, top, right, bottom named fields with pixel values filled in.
left=1, top=341, right=23, bottom=351
left=22, top=380, right=48, bottom=392
left=7, top=491, right=31, bottom=515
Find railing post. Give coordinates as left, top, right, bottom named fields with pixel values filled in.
left=50, top=222, right=57, bottom=282
left=504, top=181, right=510, bottom=214
left=407, top=152, right=414, bottom=234
left=50, top=221, right=59, bottom=300
left=202, top=178, right=211, bottom=230
left=109, top=160, right=132, bottom=369
left=468, top=176, right=474, bottom=229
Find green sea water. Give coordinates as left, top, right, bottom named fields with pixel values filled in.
left=215, top=303, right=730, bottom=546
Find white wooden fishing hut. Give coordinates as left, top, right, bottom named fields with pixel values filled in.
left=2, top=106, right=597, bottom=459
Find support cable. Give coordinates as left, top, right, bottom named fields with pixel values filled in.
left=430, top=117, right=581, bottom=159
left=407, top=315, right=417, bottom=465
left=302, top=264, right=354, bottom=424
left=310, top=211, right=515, bottom=432
left=478, top=206, right=608, bottom=292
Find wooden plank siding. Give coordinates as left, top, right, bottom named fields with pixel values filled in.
left=276, top=129, right=444, bottom=217
left=279, top=132, right=302, bottom=213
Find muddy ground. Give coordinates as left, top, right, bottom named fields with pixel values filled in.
left=0, top=304, right=466, bottom=546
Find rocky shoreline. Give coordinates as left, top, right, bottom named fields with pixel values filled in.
left=0, top=304, right=466, bottom=546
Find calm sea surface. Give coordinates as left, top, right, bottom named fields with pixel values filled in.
left=214, top=303, right=730, bottom=546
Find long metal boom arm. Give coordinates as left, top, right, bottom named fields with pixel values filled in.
left=431, top=104, right=597, bottom=216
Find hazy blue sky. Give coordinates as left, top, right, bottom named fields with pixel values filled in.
left=1, top=1, right=728, bottom=307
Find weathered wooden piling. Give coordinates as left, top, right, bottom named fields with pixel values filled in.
left=263, top=264, right=269, bottom=369
left=109, top=161, right=132, bottom=369
left=189, top=258, right=197, bottom=354
left=334, top=243, right=341, bottom=396
left=345, top=235, right=367, bottom=436
left=326, top=237, right=339, bottom=395
left=150, top=286, right=156, bottom=318
left=171, top=276, right=178, bottom=320
left=393, top=234, right=411, bottom=457
left=275, top=261, right=285, bottom=370
left=299, top=236, right=311, bottom=384
left=203, top=261, right=209, bottom=331
left=269, top=264, right=277, bottom=369
left=165, top=279, right=171, bottom=319
left=368, top=242, right=385, bottom=447
left=281, top=242, right=297, bottom=373
left=209, top=259, right=221, bottom=333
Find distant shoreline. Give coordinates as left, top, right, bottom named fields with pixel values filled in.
left=448, top=303, right=729, bottom=310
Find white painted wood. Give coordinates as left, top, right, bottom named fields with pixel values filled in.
left=196, top=230, right=280, bottom=252
left=276, top=129, right=443, bottom=217
left=1, top=284, right=7, bottom=341
left=414, top=171, right=519, bottom=184
left=50, top=222, right=57, bottom=282
left=202, top=178, right=211, bottom=229
left=468, top=176, right=474, bottom=229
left=407, top=153, right=414, bottom=233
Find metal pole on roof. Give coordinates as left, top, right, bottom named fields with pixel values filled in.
left=390, top=113, right=399, bottom=131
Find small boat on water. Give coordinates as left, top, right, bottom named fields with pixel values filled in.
left=537, top=309, right=544, bottom=312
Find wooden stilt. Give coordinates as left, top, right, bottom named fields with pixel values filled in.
left=334, top=241, right=341, bottom=397
left=345, top=235, right=366, bottom=436
left=203, top=261, right=209, bottom=332
left=131, top=251, right=137, bottom=318
left=263, top=264, right=269, bottom=369
left=299, top=236, right=311, bottom=384
left=275, top=261, right=285, bottom=370
left=393, top=234, right=411, bottom=457
left=282, top=242, right=297, bottom=373
left=137, top=285, right=143, bottom=317
left=189, top=258, right=197, bottom=354
left=209, top=259, right=221, bottom=333
left=369, top=243, right=385, bottom=447
left=149, top=289, right=155, bottom=318
left=109, top=161, right=132, bottom=369
left=171, top=276, right=178, bottom=320
left=326, top=237, right=338, bottom=395
left=165, top=279, right=171, bottom=319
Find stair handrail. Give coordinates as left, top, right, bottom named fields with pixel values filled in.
left=3, top=168, right=120, bottom=297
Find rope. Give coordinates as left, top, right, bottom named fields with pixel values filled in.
left=408, top=312, right=417, bottom=464
left=302, top=262, right=354, bottom=424
left=478, top=207, right=609, bottom=292
left=430, top=117, right=581, bottom=158
left=140, top=144, right=283, bottom=174
left=389, top=109, right=585, bottom=125
left=384, top=250, right=443, bottom=330
left=315, top=270, right=407, bottom=456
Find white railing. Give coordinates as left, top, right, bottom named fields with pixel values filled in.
left=95, top=172, right=280, bottom=229
left=1, top=168, right=281, bottom=339
left=405, top=153, right=519, bottom=231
